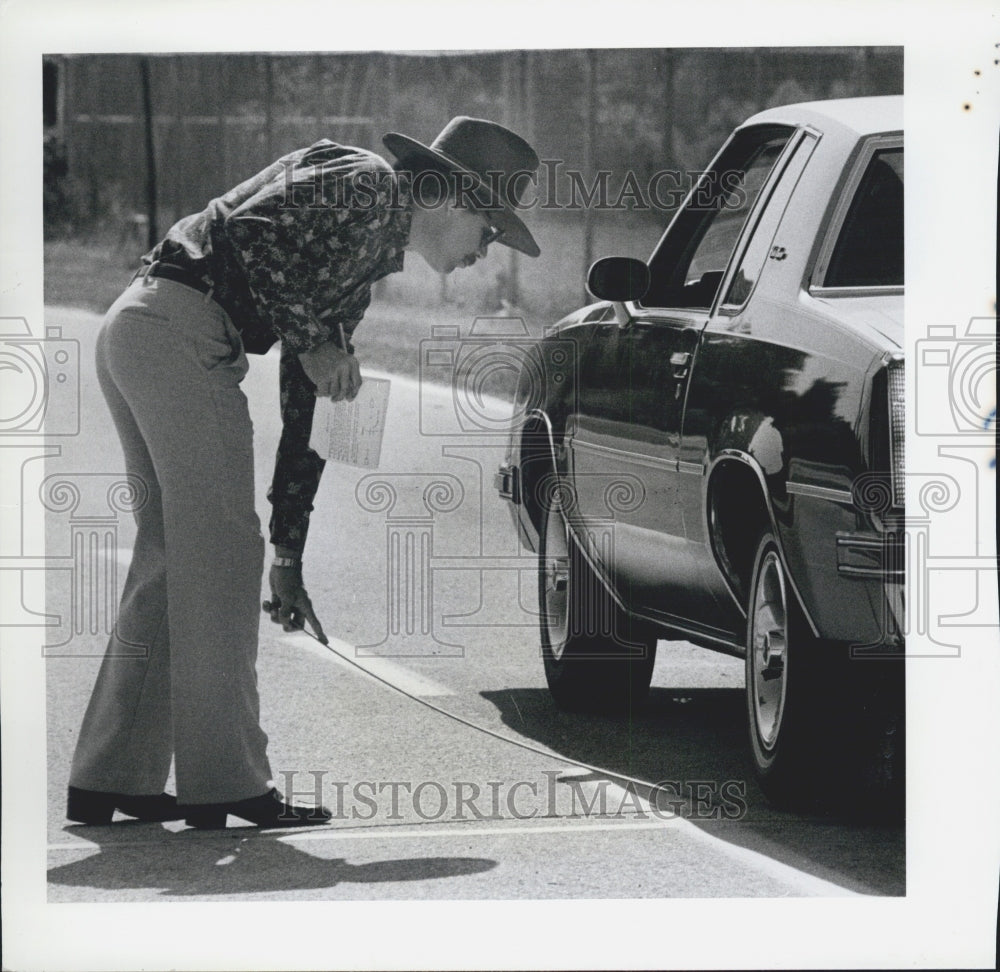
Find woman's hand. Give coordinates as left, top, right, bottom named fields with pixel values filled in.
left=264, top=562, right=328, bottom=645
left=298, top=341, right=362, bottom=401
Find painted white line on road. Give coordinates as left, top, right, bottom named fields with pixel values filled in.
left=47, top=816, right=678, bottom=853
left=278, top=816, right=679, bottom=843
left=46, top=816, right=859, bottom=895
left=282, top=633, right=456, bottom=697
left=49, top=811, right=857, bottom=897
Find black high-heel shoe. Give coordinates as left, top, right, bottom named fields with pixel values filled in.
left=67, top=786, right=186, bottom=825
left=185, top=788, right=333, bottom=830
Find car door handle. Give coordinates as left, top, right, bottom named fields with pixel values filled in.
left=670, top=350, right=692, bottom=378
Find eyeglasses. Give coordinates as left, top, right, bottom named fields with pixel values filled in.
left=480, top=223, right=505, bottom=250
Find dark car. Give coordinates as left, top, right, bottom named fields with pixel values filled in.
left=497, top=96, right=905, bottom=806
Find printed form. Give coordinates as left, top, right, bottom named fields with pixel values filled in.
left=309, top=376, right=391, bottom=468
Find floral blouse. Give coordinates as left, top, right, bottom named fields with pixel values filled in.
left=143, top=140, right=413, bottom=552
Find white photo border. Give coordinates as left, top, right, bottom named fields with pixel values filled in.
left=2, top=1, right=998, bottom=970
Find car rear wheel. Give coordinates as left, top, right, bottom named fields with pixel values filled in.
left=746, top=530, right=905, bottom=812
left=745, top=531, right=824, bottom=803
left=538, top=499, right=656, bottom=713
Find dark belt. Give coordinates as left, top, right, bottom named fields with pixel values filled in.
left=131, top=261, right=215, bottom=299
left=130, top=261, right=278, bottom=356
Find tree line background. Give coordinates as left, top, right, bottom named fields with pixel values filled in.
left=43, top=48, right=902, bottom=314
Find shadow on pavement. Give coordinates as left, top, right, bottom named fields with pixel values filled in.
left=49, top=827, right=496, bottom=897
left=481, top=685, right=904, bottom=897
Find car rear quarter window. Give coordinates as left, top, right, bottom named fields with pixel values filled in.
left=824, top=147, right=903, bottom=288
left=722, top=132, right=818, bottom=308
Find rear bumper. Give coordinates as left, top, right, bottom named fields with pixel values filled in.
left=836, top=530, right=906, bottom=647
left=836, top=531, right=905, bottom=580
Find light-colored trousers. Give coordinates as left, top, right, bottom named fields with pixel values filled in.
left=69, top=276, right=272, bottom=804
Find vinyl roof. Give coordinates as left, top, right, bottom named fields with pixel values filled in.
left=743, top=95, right=903, bottom=136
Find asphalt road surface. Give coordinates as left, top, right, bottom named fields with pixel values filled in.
left=41, top=305, right=904, bottom=901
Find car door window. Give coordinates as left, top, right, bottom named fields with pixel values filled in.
left=642, top=127, right=793, bottom=310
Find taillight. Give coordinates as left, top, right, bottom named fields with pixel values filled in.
left=887, top=356, right=905, bottom=507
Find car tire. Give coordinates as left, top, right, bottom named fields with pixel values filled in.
left=745, top=530, right=905, bottom=813
left=745, top=530, right=825, bottom=805
left=538, top=498, right=656, bottom=714
left=840, top=657, right=905, bottom=816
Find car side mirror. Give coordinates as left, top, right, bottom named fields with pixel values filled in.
left=587, top=257, right=650, bottom=303
left=587, top=257, right=650, bottom=326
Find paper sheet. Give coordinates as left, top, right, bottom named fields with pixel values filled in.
left=308, top=376, right=390, bottom=468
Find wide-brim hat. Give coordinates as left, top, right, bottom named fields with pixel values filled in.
left=383, top=116, right=541, bottom=258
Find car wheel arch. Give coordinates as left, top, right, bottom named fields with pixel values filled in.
left=705, top=451, right=819, bottom=637
left=516, top=408, right=560, bottom=538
